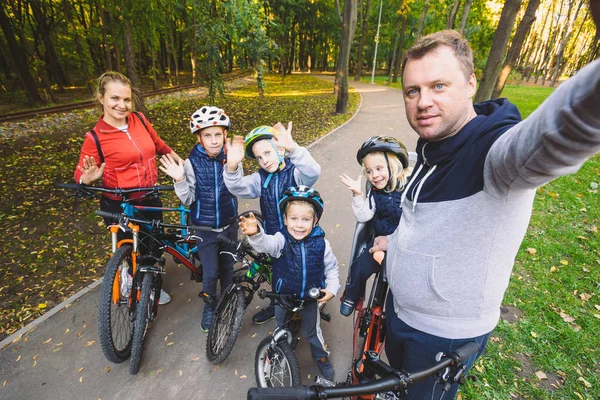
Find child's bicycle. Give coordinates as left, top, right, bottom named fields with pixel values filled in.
left=205, top=213, right=273, bottom=365
left=247, top=341, right=480, bottom=400
left=254, top=288, right=332, bottom=388
left=56, top=183, right=208, bottom=374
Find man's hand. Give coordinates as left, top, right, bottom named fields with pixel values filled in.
left=272, top=121, right=298, bottom=153
left=318, top=289, right=335, bottom=305
left=239, top=212, right=259, bottom=236
left=370, top=236, right=388, bottom=253
left=340, top=173, right=363, bottom=197
left=226, top=135, right=245, bottom=172
left=77, top=155, right=105, bottom=184
left=159, top=153, right=185, bottom=182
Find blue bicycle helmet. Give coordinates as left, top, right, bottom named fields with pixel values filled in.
left=279, top=185, right=324, bottom=220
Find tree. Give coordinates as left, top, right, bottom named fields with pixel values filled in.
left=458, top=0, right=473, bottom=34
left=474, top=0, right=522, bottom=103
left=416, top=0, right=431, bottom=39
left=335, top=0, right=358, bottom=114
left=550, top=0, right=585, bottom=87
left=492, top=0, right=541, bottom=99
left=354, top=0, right=371, bottom=81
left=446, top=0, right=461, bottom=30
left=0, top=3, right=45, bottom=105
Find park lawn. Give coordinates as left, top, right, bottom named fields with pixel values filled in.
left=366, top=75, right=598, bottom=399
left=0, top=74, right=359, bottom=341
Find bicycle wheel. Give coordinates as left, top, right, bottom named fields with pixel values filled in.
left=206, top=284, right=246, bottom=364
left=255, top=336, right=301, bottom=388
left=97, top=245, right=134, bottom=363
left=129, top=272, right=153, bottom=375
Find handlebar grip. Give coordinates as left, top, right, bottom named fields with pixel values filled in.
left=55, top=183, right=80, bottom=190
left=452, top=342, right=480, bottom=362
left=247, top=386, right=317, bottom=400
left=155, top=185, right=175, bottom=191
left=94, top=210, right=122, bottom=222
left=216, top=233, right=238, bottom=247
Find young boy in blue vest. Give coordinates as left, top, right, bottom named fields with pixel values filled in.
left=224, top=122, right=321, bottom=323
left=239, top=186, right=340, bottom=384
left=159, top=106, right=238, bottom=332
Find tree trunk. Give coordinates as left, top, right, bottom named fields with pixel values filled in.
left=446, top=0, right=461, bottom=30
left=416, top=0, right=431, bottom=39
left=551, top=0, right=584, bottom=87
left=335, top=0, right=358, bottom=114
left=63, top=0, right=94, bottom=94
left=30, top=1, right=69, bottom=89
left=354, top=0, right=370, bottom=81
left=0, top=3, right=45, bottom=105
left=97, top=1, right=112, bottom=71
left=538, top=0, right=564, bottom=85
left=492, top=0, right=541, bottom=98
left=388, top=13, right=403, bottom=84
left=474, top=0, right=522, bottom=103
left=121, top=13, right=144, bottom=112
left=392, top=15, right=407, bottom=83
left=458, top=0, right=474, bottom=34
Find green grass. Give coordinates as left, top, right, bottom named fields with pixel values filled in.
left=366, top=74, right=598, bottom=399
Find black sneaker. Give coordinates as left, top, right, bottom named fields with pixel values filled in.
left=315, top=357, right=335, bottom=381
left=252, top=305, right=275, bottom=324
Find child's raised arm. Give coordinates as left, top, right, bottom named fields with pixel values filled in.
left=272, top=121, right=298, bottom=153
left=238, top=212, right=259, bottom=236
left=159, top=153, right=185, bottom=182
left=340, top=173, right=363, bottom=197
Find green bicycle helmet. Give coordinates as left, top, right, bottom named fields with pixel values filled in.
left=279, top=185, right=325, bottom=220
left=244, top=126, right=279, bottom=159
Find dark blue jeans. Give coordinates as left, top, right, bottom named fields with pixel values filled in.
left=195, top=223, right=238, bottom=298
left=343, top=243, right=382, bottom=303
left=385, top=292, right=490, bottom=400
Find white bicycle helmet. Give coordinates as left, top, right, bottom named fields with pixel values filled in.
left=189, top=106, right=230, bottom=134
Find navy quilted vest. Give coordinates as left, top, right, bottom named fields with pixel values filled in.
left=371, top=189, right=402, bottom=236
left=259, top=159, right=296, bottom=234
left=272, top=226, right=326, bottom=299
left=189, top=144, right=237, bottom=228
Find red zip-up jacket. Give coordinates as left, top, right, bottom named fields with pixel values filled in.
left=73, top=112, right=172, bottom=200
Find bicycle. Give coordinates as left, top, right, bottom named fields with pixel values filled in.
left=205, top=215, right=274, bottom=365
left=247, top=341, right=481, bottom=400
left=57, top=183, right=207, bottom=374
left=254, top=288, right=332, bottom=388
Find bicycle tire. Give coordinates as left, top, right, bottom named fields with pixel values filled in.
left=97, top=245, right=134, bottom=363
left=129, top=272, right=153, bottom=375
left=255, top=336, right=301, bottom=388
left=206, top=284, right=246, bottom=364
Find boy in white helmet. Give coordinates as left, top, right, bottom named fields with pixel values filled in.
left=159, top=106, right=238, bottom=332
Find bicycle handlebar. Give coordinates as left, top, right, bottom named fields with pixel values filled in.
left=247, top=342, right=480, bottom=400
left=94, top=210, right=212, bottom=233
left=56, top=182, right=174, bottom=194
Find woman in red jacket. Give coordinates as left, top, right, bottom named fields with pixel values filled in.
left=74, top=71, right=180, bottom=304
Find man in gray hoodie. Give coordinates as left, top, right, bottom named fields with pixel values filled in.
left=370, top=4, right=600, bottom=398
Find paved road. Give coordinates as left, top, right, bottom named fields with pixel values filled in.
left=0, top=78, right=417, bottom=400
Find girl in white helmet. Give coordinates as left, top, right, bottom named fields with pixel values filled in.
left=159, top=105, right=238, bottom=332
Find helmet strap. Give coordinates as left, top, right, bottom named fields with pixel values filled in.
left=384, top=152, right=392, bottom=191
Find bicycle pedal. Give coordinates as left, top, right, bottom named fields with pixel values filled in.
left=198, top=291, right=214, bottom=305
left=190, top=270, right=203, bottom=282
left=158, top=257, right=166, bottom=267
left=320, top=312, right=332, bottom=322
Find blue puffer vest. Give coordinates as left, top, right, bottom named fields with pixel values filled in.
left=272, top=226, right=326, bottom=299
left=259, top=159, right=296, bottom=234
left=189, top=144, right=237, bottom=228
left=370, top=189, right=403, bottom=236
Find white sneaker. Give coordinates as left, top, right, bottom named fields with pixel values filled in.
left=159, top=289, right=171, bottom=305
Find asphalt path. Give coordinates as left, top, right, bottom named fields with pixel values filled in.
left=0, top=77, right=417, bottom=400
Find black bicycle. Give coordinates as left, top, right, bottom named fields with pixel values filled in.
left=247, top=341, right=480, bottom=400
left=254, top=289, right=332, bottom=388
left=205, top=213, right=273, bottom=365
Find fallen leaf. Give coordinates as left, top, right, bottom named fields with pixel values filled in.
left=530, top=331, right=538, bottom=338
left=179, top=370, right=183, bottom=376
left=560, top=312, right=575, bottom=323
left=167, top=342, right=174, bottom=346
left=77, top=367, right=84, bottom=373
left=16, top=355, right=21, bottom=362
left=191, top=357, right=200, bottom=361
left=560, top=260, right=569, bottom=265
left=43, top=338, right=52, bottom=344
left=251, top=333, right=257, bottom=338
left=32, top=360, right=37, bottom=368
left=64, top=328, right=69, bottom=334
left=574, top=392, right=584, bottom=400
left=525, top=248, right=537, bottom=255
left=550, top=266, right=557, bottom=273
left=79, top=377, right=83, bottom=383
left=240, top=375, right=247, bottom=379
left=596, top=305, right=600, bottom=311
left=579, top=293, right=592, bottom=302
left=535, top=371, right=547, bottom=380
left=106, top=366, right=111, bottom=373
left=52, top=348, right=61, bottom=353
left=235, top=369, right=238, bottom=375
left=37, top=303, right=47, bottom=310
left=187, top=298, right=191, bottom=303
left=3, top=381, right=6, bottom=387
left=84, top=340, right=95, bottom=347
left=32, top=354, right=39, bottom=360
left=577, top=377, right=591, bottom=388
left=215, top=365, right=220, bottom=371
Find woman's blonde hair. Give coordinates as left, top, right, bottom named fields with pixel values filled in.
left=362, top=151, right=408, bottom=192
left=94, top=71, right=139, bottom=111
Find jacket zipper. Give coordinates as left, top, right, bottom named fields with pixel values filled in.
left=214, top=159, right=220, bottom=227
left=123, top=129, right=146, bottom=182
left=301, top=241, right=306, bottom=298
